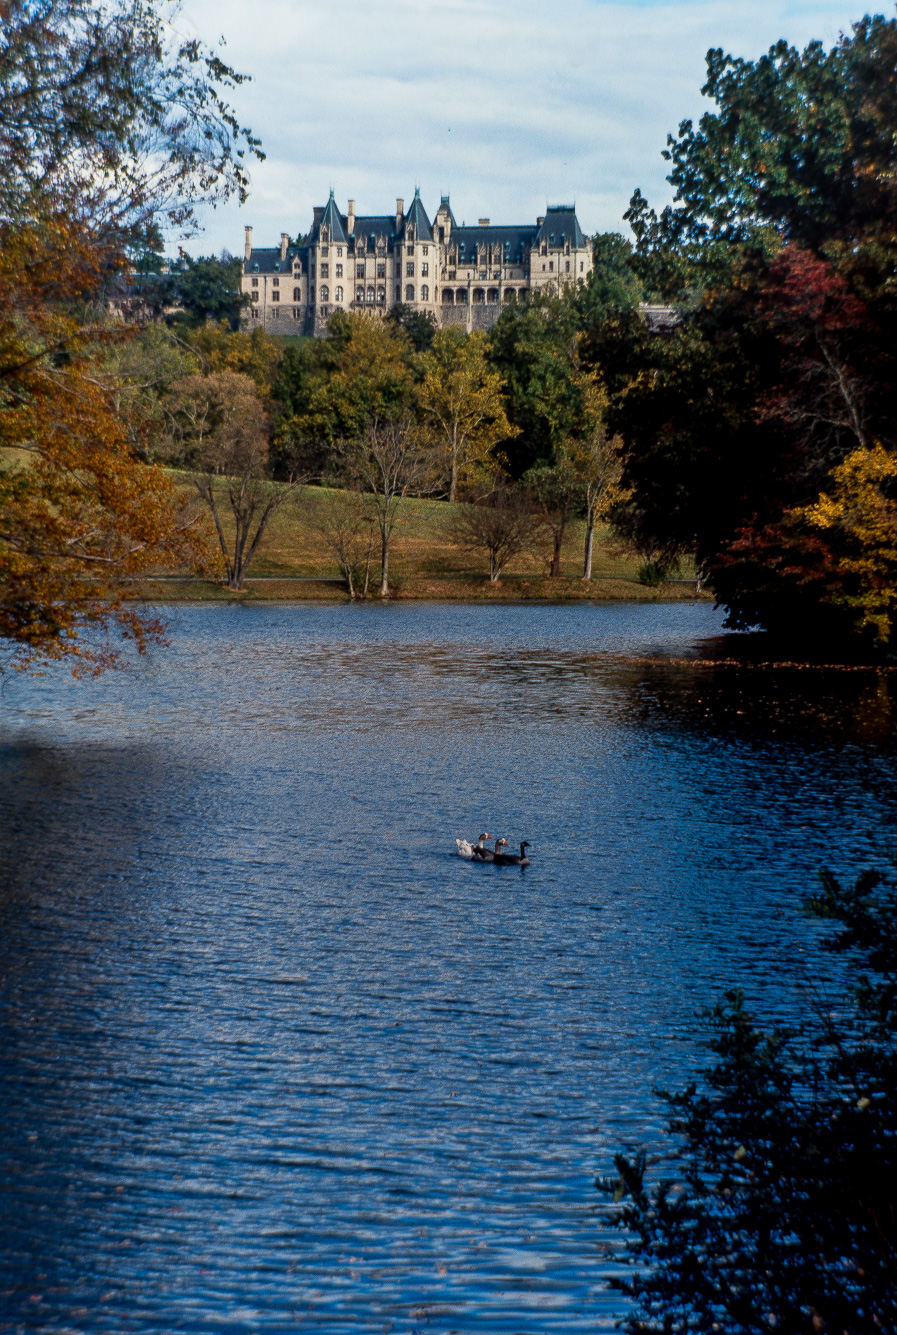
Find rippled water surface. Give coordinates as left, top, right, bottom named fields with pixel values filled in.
left=1, top=602, right=895, bottom=1333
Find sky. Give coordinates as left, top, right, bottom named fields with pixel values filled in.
left=177, top=0, right=877, bottom=256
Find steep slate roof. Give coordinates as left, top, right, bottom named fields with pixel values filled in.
left=308, top=190, right=349, bottom=246
left=399, top=187, right=433, bottom=243
left=452, top=225, right=539, bottom=264
left=351, top=216, right=396, bottom=250
left=244, top=246, right=307, bottom=274
left=535, top=205, right=587, bottom=249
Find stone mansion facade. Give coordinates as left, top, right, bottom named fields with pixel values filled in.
left=241, top=189, right=592, bottom=336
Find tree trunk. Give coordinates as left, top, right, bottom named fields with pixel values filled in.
left=583, top=515, right=595, bottom=580
left=362, top=529, right=373, bottom=599
left=379, top=527, right=390, bottom=597
left=550, top=527, right=563, bottom=577
left=449, top=424, right=459, bottom=505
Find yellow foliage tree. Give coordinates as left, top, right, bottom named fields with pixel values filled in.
left=799, top=444, right=897, bottom=644
left=416, top=327, right=518, bottom=502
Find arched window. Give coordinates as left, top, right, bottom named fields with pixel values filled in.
left=367, top=286, right=375, bottom=303
left=405, top=284, right=415, bottom=302
left=293, top=287, right=301, bottom=301
left=421, top=285, right=429, bottom=302
left=377, top=287, right=386, bottom=304
left=487, top=288, right=499, bottom=304
left=442, top=289, right=453, bottom=304
left=335, top=286, right=343, bottom=303
left=356, top=286, right=364, bottom=304
left=456, top=288, right=468, bottom=304
left=472, top=288, right=485, bottom=305
left=320, top=285, right=329, bottom=302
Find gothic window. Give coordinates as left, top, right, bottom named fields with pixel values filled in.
left=580, top=261, right=584, bottom=272
left=320, top=286, right=329, bottom=302
left=357, top=264, right=365, bottom=278
left=271, top=290, right=280, bottom=301
left=377, top=263, right=385, bottom=278
left=565, top=261, right=570, bottom=272
left=337, top=247, right=343, bottom=258
left=456, top=289, right=468, bottom=303
left=377, top=287, right=385, bottom=304
left=272, top=276, right=279, bottom=286
left=335, top=264, right=343, bottom=278
left=442, top=289, right=453, bottom=304
left=251, top=277, right=258, bottom=287
left=472, top=288, right=485, bottom=304
left=335, top=286, right=343, bottom=302
left=407, top=226, right=415, bottom=242
left=407, top=245, right=414, bottom=256
left=251, top=291, right=259, bottom=302
left=421, top=262, right=429, bottom=276
left=487, top=288, right=499, bottom=304
left=271, top=307, right=279, bottom=318
left=321, top=263, right=329, bottom=279
left=406, top=262, right=414, bottom=276
left=377, top=245, right=385, bottom=257
left=438, top=227, right=444, bottom=243
left=293, top=287, right=301, bottom=301
left=405, top=284, right=414, bottom=301
left=367, top=286, right=374, bottom=303
left=395, top=285, right=400, bottom=301
left=356, top=286, right=364, bottom=303
left=421, top=285, right=429, bottom=301
left=549, top=261, right=554, bottom=272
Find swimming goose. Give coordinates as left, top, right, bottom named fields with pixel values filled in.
left=493, top=840, right=531, bottom=867
left=456, top=832, right=492, bottom=860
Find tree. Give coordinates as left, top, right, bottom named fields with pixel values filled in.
left=0, top=0, right=262, bottom=242
left=416, top=327, right=518, bottom=502
left=450, top=484, right=539, bottom=583
left=0, top=0, right=261, bottom=670
left=167, top=372, right=297, bottom=591
left=341, top=417, right=436, bottom=597
left=0, top=224, right=211, bottom=672
left=273, top=313, right=413, bottom=475
left=600, top=863, right=897, bottom=1334
left=312, top=488, right=376, bottom=599
left=386, top=303, right=438, bottom=353
left=166, top=253, right=248, bottom=329
left=524, top=458, right=582, bottom=578
left=487, top=293, right=589, bottom=475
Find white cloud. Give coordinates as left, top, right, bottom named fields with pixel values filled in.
left=177, top=0, right=869, bottom=255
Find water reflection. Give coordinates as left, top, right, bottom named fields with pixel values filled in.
left=0, top=603, right=893, bottom=1332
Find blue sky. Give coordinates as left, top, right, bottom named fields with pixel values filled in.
left=177, top=0, right=879, bottom=255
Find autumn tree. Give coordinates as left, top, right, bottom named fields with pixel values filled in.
left=167, top=372, right=296, bottom=591
left=312, top=488, right=376, bottom=599
left=0, top=0, right=261, bottom=669
left=0, top=227, right=211, bottom=672
left=273, top=313, right=413, bottom=476
left=524, top=458, right=582, bottom=578
left=451, top=485, right=539, bottom=583
left=340, top=417, right=437, bottom=597
left=416, top=327, right=518, bottom=502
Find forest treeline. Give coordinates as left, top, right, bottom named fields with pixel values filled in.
left=2, top=3, right=896, bottom=672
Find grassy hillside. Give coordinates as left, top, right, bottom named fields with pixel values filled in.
left=141, top=477, right=708, bottom=602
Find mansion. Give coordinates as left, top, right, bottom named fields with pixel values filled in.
left=241, top=189, right=593, bottom=336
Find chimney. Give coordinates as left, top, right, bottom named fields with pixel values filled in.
left=537, top=216, right=545, bottom=226
left=347, top=199, right=355, bottom=235
left=244, top=225, right=253, bottom=261
left=395, top=197, right=404, bottom=230
left=478, top=218, right=490, bottom=226
left=280, top=232, right=289, bottom=261
left=312, top=205, right=325, bottom=226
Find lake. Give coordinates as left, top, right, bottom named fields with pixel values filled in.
left=1, top=602, right=894, bottom=1332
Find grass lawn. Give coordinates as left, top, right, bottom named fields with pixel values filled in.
left=140, top=478, right=710, bottom=603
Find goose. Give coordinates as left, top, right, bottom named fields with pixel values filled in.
left=456, top=832, right=492, bottom=860
left=493, top=840, right=531, bottom=867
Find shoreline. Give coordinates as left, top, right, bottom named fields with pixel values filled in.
left=133, top=575, right=713, bottom=603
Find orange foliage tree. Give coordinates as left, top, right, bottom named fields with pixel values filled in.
left=0, top=222, right=214, bottom=673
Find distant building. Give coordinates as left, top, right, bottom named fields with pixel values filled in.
left=241, top=188, right=593, bottom=336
